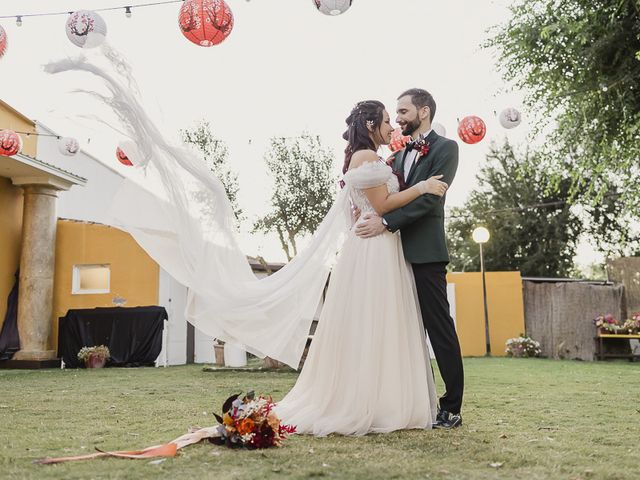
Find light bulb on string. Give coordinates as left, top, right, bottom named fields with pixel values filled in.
left=16, top=16, right=22, bottom=27
left=125, top=6, right=132, bottom=18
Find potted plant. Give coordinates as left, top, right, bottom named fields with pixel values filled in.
left=505, top=334, right=542, bottom=358
left=77, top=345, right=111, bottom=368
left=594, top=313, right=640, bottom=335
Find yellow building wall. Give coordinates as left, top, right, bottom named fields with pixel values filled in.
left=447, top=272, right=525, bottom=357
left=51, top=220, right=160, bottom=353
left=0, top=100, right=37, bottom=157
left=0, top=177, right=23, bottom=331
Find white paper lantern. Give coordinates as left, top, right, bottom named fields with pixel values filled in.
left=66, top=10, right=107, bottom=49
left=499, top=107, right=522, bottom=129
left=432, top=122, right=447, bottom=137
left=58, top=137, right=80, bottom=156
left=312, top=0, right=353, bottom=16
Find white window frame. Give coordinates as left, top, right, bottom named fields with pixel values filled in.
left=72, top=264, right=111, bottom=295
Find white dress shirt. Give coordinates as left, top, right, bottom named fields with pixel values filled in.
left=404, top=129, right=432, bottom=181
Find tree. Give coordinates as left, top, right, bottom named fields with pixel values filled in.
left=446, top=141, right=582, bottom=277
left=254, top=133, right=337, bottom=261
left=486, top=0, right=640, bottom=241
left=181, top=121, right=244, bottom=227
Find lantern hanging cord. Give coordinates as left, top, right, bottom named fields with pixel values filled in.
left=0, top=0, right=186, bottom=20
left=3, top=130, right=63, bottom=139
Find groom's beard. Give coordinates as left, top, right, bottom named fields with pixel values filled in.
left=401, top=116, right=421, bottom=137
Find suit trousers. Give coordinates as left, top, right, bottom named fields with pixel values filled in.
left=412, top=262, right=464, bottom=414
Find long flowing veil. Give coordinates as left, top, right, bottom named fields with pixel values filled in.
left=45, top=47, right=352, bottom=368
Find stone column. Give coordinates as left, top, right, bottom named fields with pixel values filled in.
left=13, top=185, right=59, bottom=361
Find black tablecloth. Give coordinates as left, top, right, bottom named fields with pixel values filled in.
left=58, top=306, right=167, bottom=368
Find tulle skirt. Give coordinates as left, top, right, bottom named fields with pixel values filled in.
left=275, top=229, right=438, bottom=436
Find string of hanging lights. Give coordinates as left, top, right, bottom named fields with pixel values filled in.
left=1, top=0, right=523, bottom=163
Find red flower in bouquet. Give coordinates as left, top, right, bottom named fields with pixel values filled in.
left=211, top=391, right=296, bottom=449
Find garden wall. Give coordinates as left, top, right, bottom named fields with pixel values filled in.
left=523, top=280, right=625, bottom=361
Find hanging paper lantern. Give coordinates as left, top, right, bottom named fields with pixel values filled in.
left=313, top=0, right=353, bottom=16
left=499, top=107, right=522, bottom=129
left=116, top=146, right=133, bottom=166
left=58, top=137, right=80, bottom=156
left=457, top=115, right=486, bottom=144
left=389, top=128, right=410, bottom=153
left=432, top=122, right=447, bottom=137
left=0, top=130, right=22, bottom=156
left=66, top=10, right=107, bottom=49
left=0, top=25, right=7, bottom=59
left=179, top=0, right=234, bottom=47
left=117, top=140, right=146, bottom=167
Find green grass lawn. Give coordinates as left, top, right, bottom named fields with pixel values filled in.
left=1, top=358, right=639, bottom=479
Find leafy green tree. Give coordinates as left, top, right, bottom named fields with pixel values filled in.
left=486, top=0, right=640, bottom=253
left=254, top=133, right=337, bottom=261
left=181, top=121, right=244, bottom=227
left=446, top=141, right=582, bottom=277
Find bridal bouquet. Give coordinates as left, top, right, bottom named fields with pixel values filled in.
left=211, top=391, right=296, bottom=449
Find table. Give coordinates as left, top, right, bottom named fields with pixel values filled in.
left=595, top=333, right=640, bottom=361
left=58, top=306, right=167, bottom=368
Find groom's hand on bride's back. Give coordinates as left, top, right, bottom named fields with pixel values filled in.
left=355, top=213, right=387, bottom=238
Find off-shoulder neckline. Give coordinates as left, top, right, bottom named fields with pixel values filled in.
left=345, top=157, right=388, bottom=175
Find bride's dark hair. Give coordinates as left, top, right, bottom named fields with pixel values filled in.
left=342, top=100, right=385, bottom=174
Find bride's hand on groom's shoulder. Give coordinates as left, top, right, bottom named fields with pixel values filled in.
left=385, top=153, right=397, bottom=166
left=355, top=213, right=386, bottom=238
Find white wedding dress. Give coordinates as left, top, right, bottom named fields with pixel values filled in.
left=275, top=161, right=437, bottom=436
left=45, top=49, right=437, bottom=436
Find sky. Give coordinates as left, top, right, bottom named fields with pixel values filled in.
left=0, top=0, right=601, bottom=267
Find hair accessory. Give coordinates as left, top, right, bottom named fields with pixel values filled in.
left=366, top=120, right=374, bottom=128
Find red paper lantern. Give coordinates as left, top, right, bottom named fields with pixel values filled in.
left=116, top=147, right=133, bottom=166
left=0, top=25, right=7, bottom=59
left=389, top=128, right=411, bottom=153
left=179, top=0, right=234, bottom=47
left=0, top=130, right=22, bottom=156
left=457, top=115, right=486, bottom=144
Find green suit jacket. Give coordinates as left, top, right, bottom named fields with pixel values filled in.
left=383, top=129, right=459, bottom=264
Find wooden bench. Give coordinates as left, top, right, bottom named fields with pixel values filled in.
left=595, top=333, right=640, bottom=361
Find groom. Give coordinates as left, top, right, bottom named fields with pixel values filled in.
left=355, top=88, right=464, bottom=429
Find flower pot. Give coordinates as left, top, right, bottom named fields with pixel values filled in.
left=85, top=354, right=107, bottom=369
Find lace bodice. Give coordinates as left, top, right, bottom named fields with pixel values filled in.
left=343, top=161, right=399, bottom=215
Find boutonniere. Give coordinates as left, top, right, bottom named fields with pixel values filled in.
left=413, top=138, right=431, bottom=158
left=407, top=137, right=430, bottom=159
left=417, top=142, right=430, bottom=157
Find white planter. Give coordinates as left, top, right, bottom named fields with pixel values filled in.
left=223, top=343, right=247, bottom=367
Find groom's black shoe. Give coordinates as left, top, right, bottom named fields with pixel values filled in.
left=433, top=410, right=462, bottom=429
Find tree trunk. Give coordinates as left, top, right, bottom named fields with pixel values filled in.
left=276, top=227, right=292, bottom=261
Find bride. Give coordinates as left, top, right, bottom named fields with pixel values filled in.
left=46, top=54, right=448, bottom=437
left=275, top=100, right=447, bottom=435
